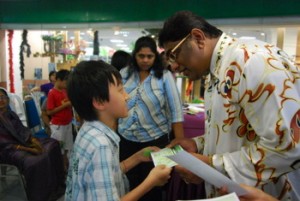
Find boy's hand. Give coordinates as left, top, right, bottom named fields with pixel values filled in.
left=147, top=165, right=171, bottom=186
left=61, top=100, right=72, bottom=107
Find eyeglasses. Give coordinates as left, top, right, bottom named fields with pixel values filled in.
left=137, top=54, right=155, bottom=60
left=0, top=96, right=8, bottom=101
left=168, top=33, right=190, bottom=65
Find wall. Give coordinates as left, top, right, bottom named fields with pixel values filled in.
left=0, top=30, right=6, bottom=87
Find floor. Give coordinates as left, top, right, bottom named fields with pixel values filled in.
left=0, top=165, right=64, bottom=201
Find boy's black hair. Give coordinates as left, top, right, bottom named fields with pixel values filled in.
left=67, top=60, right=122, bottom=121
left=56, top=69, right=70, bottom=81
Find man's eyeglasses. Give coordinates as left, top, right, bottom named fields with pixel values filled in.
left=168, top=33, right=190, bottom=65
left=0, top=96, right=8, bottom=101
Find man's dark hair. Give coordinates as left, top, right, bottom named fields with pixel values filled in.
left=127, top=36, right=164, bottom=79
left=158, top=10, right=223, bottom=47
left=67, top=60, right=122, bottom=121
left=49, top=70, right=56, bottom=78
left=55, top=69, right=69, bottom=81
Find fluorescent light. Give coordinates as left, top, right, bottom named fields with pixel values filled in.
left=240, top=36, right=256, bottom=40
left=116, top=44, right=127, bottom=47
left=110, top=39, right=124, bottom=43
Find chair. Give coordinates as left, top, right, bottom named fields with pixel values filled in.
left=40, top=95, right=47, bottom=106
left=24, top=98, right=49, bottom=138
left=0, top=164, right=28, bottom=200
left=0, top=87, right=27, bottom=127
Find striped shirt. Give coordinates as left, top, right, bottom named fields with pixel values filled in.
left=65, top=121, right=129, bottom=201
left=118, top=68, right=183, bottom=142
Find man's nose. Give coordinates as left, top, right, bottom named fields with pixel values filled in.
left=169, top=62, right=180, bottom=72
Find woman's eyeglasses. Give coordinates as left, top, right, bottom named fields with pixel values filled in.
left=167, top=33, right=190, bottom=65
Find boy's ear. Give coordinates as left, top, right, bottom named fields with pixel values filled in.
left=92, top=98, right=105, bottom=111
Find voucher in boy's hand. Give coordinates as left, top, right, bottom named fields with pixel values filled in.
left=151, top=145, right=183, bottom=167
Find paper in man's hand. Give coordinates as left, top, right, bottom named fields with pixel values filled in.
left=168, top=150, right=248, bottom=196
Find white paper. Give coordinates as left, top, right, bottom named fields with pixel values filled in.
left=177, top=192, right=240, bottom=201
left=151, top=145, right=183, bottom=167
left=168, top=150, right=248, bottom=196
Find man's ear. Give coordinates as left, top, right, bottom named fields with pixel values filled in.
left=92, top=98, right=105, bottom=111
left=191, top=28, right=205, bottom=48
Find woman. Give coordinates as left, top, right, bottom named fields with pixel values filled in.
left=0, top=88, right=65, bottom=201
left=118, top=36, right=184, bottom=201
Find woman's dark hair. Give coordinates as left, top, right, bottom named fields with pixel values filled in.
left=158, top=10, right=222, bottom=47
left=0, top=88, right=8, bottom=97
left=111, top=50, right=131, bottom=71
left=127, top=36, right=163, bottom=79
left=67, top=60, right=122, bottom=121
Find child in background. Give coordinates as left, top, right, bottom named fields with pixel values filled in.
left=65, top=60, right=171, bottom=201
left=47, top=69, right=73, bottom=170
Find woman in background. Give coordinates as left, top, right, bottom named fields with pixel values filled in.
left=118, top=36, right=184, bottom=201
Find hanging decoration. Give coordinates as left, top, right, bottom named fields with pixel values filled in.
left=93, top=31, right=99, bottom=56
left=8, top=30, right=15, bottom=93
left=19, top=30, right=31, bottom=79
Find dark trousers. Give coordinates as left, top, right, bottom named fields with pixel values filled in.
left=119, top=134, right=173, bottom=201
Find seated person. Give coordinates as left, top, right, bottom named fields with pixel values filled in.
left=0, top=88, right=65, bottom=201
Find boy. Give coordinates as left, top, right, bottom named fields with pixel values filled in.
left=47, top=69, right=73, bottom=170
left=65, top=60, right=171, bottom=201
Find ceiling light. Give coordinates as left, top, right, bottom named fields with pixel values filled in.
left=116, top=44, right=127, bottom=47
left=110, top=39, right=124, bottom=43
left=240, top=36, right=256, bottom=40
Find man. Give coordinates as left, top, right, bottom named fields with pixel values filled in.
left=159, top=11, right=300, bottom=200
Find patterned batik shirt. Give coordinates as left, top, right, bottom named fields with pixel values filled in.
left=194, top=33, right=300, bottom=200
left=65, top=121, right=129, bottom=201
left=118, top=69, right=183, bottom=142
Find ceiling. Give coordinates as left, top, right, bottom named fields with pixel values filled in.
left=1, top=0, right=300, bottom=24
left=6, top=15, right=296, bottom=54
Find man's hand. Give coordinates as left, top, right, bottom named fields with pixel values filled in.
left=174, top=153, right=210, bottom=184
left=167, top=137, right=197, bottom=153
left=175, top=165, right=203, bottom=184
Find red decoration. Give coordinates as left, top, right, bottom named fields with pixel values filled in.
left=8, top=30, right=15, bottom=93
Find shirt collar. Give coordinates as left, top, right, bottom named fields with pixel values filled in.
left=85, top=120, right=120, bottom=147
left=210, top=33, right=235, bottom=79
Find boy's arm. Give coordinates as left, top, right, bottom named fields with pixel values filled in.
left=46, top=100, right=71, bottom=116
left=120, top=146, right=160, bottom=173
left=121, top=165, right=171, bottom=201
